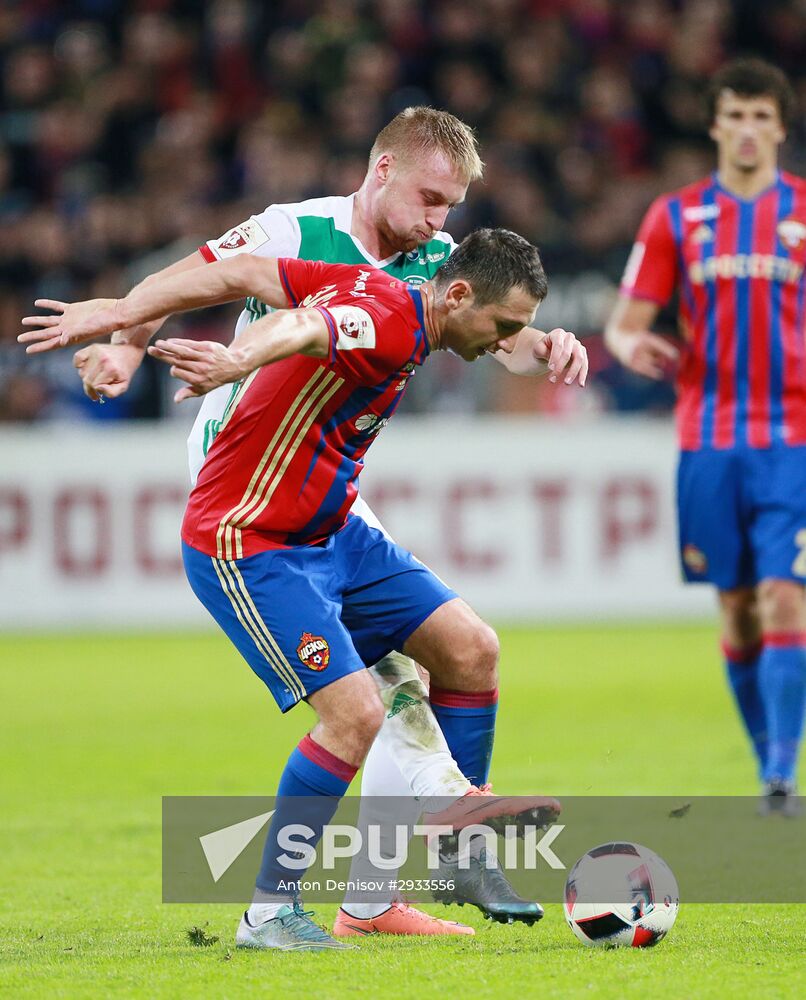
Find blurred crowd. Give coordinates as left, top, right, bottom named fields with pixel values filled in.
left=1, top=0, right=804, bottom=421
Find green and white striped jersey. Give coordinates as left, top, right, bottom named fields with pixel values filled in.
left=188, top=193, right=456, bottom=483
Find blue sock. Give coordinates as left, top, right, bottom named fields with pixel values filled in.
left=759, top=633, right=806, bottom=784
left=722, top=640, right=766, bottom=776
left=429, top=686, right=498, bottom=786
left=256, top=734, right=356, bottom=896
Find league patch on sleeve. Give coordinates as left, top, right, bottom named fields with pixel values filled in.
left=330, top=305, right=376, bottom=351
left=209, top=218, right=271, bottom=258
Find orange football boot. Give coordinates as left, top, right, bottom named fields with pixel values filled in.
left=333, top=902, right=475, bottom=937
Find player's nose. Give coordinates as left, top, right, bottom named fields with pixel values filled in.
left=425, top=207, right=448, bottom=232
left=491, top=335, right=517, bottom=355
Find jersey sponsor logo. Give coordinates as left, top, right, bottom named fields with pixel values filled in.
left=297, top=632, right=330, bottom=671
left=682, top=544, right=707, bottom=575
left=352, top=269, right=372, bottom=294
left=406, top=251, right=447, bottom=267
left=687, top=254, right=803, bottom=285
left=403, top=274, right=426, bottom=286
left=621, top=241, right=645, bottom=289
left=689, top=223, right=714, bottom=245
left=777, top=218, right=806, bottom=251
left=348, top=269, right=375, bottom=299
left=301, top=284, right=339, bottom=308
left=330, top=305, right=376, bottom=350
left=354, top=413, right=389, bottom=435
left=682, top=204, right=720, bottom=222
left=213, top=219, right=271, bottom=258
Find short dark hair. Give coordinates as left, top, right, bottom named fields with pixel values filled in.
left=434, top=228, right=548, bottom=305
left=706, top=58, right=796, bottom=128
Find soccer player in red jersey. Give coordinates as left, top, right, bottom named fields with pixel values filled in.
left=27, top=110, right=586, bottom=932
left=22, top=229, right=587, bottom=949
left=606, top=59, right=806, bottom=813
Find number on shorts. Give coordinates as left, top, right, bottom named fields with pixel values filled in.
left=792, top=529, right=806, bottom=577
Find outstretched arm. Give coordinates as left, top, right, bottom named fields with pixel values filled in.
left=70, top=250, right=209, bottom=400
left=19, top=256, right=289, bottom=354
left=147, top=306, right=329, bottom=402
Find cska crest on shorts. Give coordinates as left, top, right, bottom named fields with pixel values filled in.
left=297, top=632, right=330, bottom=670
left=682, top=544, right=708, bottom=575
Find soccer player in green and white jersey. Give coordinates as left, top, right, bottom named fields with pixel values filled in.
left=65, top=108, right=584, bottom=936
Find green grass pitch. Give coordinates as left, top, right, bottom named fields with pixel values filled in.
left=1, top=624, right=803, bottom=999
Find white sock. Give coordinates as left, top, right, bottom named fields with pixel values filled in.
left=341, top=902, right=392, bottom=920
left=246, top=901, right=286, bottom=925
left=343, top=748, right=421, bottom=914
left=365, top=653, right=470, bottom=799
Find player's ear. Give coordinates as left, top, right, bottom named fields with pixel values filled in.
left=374, top=153, right=393, bottom=185
left=443, top=279, right=473, bottom=311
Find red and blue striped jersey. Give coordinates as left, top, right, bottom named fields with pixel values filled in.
left=182, top=258, right=431, bottom=558
left=620, top=171, right=806, bottom=451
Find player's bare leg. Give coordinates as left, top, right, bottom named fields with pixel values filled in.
left=307, top=670, right=386, bottom=766
left=753, top=578, right=806, bottom=815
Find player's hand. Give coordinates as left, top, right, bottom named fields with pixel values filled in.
left=612, top=329, right=679, bottom=380
left=536, top=328, right=588, bottom=385
left=503, top=327, right=588, bottom=385
left=73, top=342, right=147, bottom=401
left=19, top=298, right=122, bottom=353
left=148, top=338, right=247, bottom=403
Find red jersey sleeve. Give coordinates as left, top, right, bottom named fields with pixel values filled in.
left=620, top=195, right=678, bottom=305
left=276, top=257, right=335, bottom=307
left=318, top=296, right=422, bottom=384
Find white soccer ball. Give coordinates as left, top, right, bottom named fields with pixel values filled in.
left=564, top=842, right=679, bottom=948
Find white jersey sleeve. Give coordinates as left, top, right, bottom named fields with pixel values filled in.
left=200, top=206, right=301, bottom=261
left=188, top=206, right=302, bottom=484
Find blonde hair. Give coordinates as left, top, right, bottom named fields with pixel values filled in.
left=369, top=107, right=484, bottom=183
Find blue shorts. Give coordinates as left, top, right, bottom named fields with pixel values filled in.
left=182, top=515, right=456, bottom=712
left=677, top=445, right=806, bottom=590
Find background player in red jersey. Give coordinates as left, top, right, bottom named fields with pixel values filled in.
left=22, top=229, right=586, bottom=950
left=605, top=59, right=805, bottom=813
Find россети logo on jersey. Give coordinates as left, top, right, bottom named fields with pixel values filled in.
left=687, top=254, right=803, bottom=285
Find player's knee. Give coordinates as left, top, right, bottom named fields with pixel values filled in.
left=350, top=695, right=386, bottom=744
left=451, top=619, right=499, bottom=688
left=718, top=587, right=759, bottom=645
left=757, top=578, right=806, bottom=632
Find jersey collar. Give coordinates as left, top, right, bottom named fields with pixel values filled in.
left=712, top=169, right=781, bottom=204
left=418, top=284, right=439, bottom=352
